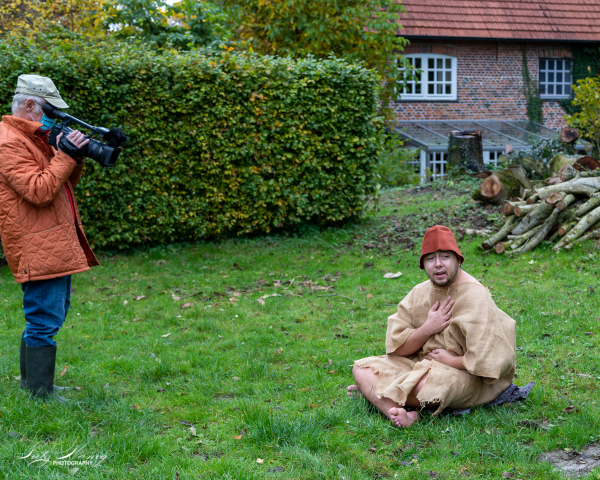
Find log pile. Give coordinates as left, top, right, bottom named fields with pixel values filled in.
left=482, top=170, right=600, bottom=254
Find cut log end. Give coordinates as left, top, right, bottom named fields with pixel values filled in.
left=481, top=174, right=502, bottom=198
left=545, top=192, right=564, bottom=205
left=494, top=243, right=506, bottom=254
left=555, top=200, right=567, bottom=211
left=560, top=127, right=580, bottom=144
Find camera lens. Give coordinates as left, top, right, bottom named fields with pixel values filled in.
left=85, top=139, right=120, bottom=168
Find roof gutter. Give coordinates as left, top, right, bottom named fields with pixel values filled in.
left=398, top=35, right=600, bottom=44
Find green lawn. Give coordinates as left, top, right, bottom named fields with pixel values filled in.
left=1, top=182, right=599, bottom=479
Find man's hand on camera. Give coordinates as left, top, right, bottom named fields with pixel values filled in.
left=56, top=130, right=89, bottom=164
left=56, top=130, right=90, bottom=149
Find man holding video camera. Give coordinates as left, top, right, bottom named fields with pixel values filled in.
left=0, top=74, right=99, bottom=402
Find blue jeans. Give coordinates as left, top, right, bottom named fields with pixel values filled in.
left=22, top=275, right=71, bottom=347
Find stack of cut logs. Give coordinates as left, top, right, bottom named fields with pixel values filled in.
left=482, top=168, right=600, bottom=254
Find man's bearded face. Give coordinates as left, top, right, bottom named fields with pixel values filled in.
left=423, top=250, right=461, bottom=287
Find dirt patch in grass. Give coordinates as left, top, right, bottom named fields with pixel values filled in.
left=541, top=444, right=600, bottom=477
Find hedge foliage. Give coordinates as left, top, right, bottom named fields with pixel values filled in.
left=0, top=38, right=382, bottom=249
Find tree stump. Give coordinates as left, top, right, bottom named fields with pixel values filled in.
left=447, top=131, right=484, bottom=172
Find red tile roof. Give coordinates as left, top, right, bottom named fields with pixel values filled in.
left=397, top=0, right=600, bottom=42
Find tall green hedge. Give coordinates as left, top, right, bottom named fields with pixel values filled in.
left=0, top=38, right=382, bottom=249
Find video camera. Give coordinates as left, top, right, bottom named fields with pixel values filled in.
left=42, top=103, right=127, bottom=168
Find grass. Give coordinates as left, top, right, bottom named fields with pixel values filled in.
left=1, top=181, right=599, bottom=479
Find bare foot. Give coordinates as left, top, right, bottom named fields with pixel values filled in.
left=347, top=384, right=362, bottom=397
left=389, top=407, right=420, bottom=428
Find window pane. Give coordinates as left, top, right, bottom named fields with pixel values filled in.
left=428, top=71, right=434, bottom=82
left=548, top=72, right=554, bottom=82
left=540, top=72, right=546, bottom=82
left=445, top=84, right=451, bottom=94
left=437, top=58, right=443, bottom=69
left=566, top=60, right=572, bottom=69
left=540, top=60, right=546, bottom=70
left=416, top=84, right=421, bottom=94
left=428, top=58, right=434, bottom=69
left=445, top=59, right=451, bottom=69
left=415, top=58, right=422, bottom=68
left=557, top=72, right=563, bottom=82
left=566, top=72, right=572, bottom=83
left=428, top=84, right=434, bottom=94
left=437, top=71, right=443, bottom=81
left=557, top=60, right=563, bottom=70
left=437, top=84, right=443, bottom=94
left=548, top=84, right=554, bottom=94
left=565, top=84, right=571, bottom=96
left=556, top=85, right=563, bottom=95
left=540, top=84, right=546, bottom=94
left=445, top=71, right=452, bottom=81
left=548, top=60, right=555, bottom=70
left=406, top=83, right=412, bottom=94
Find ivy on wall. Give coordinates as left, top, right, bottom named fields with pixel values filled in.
left=561, top=46, right=600, bottom=116
left=521, top=48, right=543, bottom=125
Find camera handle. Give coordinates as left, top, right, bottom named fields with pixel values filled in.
left=42, top=103, right=109, bottom=138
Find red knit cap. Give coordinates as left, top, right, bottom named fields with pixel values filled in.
left=419, top=225, right=464, bottom=269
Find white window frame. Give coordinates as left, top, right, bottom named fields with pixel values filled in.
left=539, top=58, right=573, bottom=100
left=399, top=54, right=458, bottom=101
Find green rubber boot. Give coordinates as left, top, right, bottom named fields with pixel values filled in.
left=25, top=345, right=68, bottom=403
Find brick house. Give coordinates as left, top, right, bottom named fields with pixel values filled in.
left=392, top=0, right=600, bottom=178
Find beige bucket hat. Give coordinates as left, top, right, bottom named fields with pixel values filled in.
left=14, top=74, right=69, bottom=109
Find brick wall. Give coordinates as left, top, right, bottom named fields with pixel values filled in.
left=392, top=40, right=573, bottom=129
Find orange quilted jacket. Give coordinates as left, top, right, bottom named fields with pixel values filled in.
left=0, top=115, right=99, bottom=283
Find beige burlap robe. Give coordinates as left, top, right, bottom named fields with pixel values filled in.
left=354, top=280, right=516, bottom=415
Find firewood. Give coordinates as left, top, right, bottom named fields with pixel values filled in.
left=481, top=216, right=518, bottom=250
left=503, top=200, right=526, bottom=216
left=511, top=200, right=555, bottom=236
left=545, top=192, right=564, bottom=205
left=537, top=177, right=600, bottom=200
left=526, top=193, right=540, bottom=205
left=514, top=204, right=536, bottom=217
left=494, top=242, right=508, bottom=254
left=554, top=205, right=600, bottom=250
left=508, top=225, right=543, bottom=249
left=510, top=198, right=574, bottom=255
left=558, top=220, right=577, bottom=236
left=565, top=223, right=600, bottom=248
left=573, top=193, right=600, bottom=218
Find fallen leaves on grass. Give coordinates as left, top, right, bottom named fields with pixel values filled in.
left=274, top=348, right=283, bottom=355
left=257, top=298, right=265, bottom=305
left=232, top=435, right=242, bottom=440
left=189, top=426, right=197, bottom=436
left=135, top=295, right=147, bottom=301
left=181, top=302, right=192, bottom=309
left=172, top=294, right=181, bottom=301
left=256, top=458, right=264, bottom=464
left=58, top=365, right=67, bottom=377
left=268, top=467, right=284, bottom=473
left=161, top=333, right=171, bottom=338
left=564, top=405, right=579, bottom=413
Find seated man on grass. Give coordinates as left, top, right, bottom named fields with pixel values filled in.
left=347, top=225, right=516, bottom=428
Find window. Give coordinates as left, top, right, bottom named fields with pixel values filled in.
left=539, top=59, right=572, bottom=99
left=400, top=54, right=457, bottom=101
